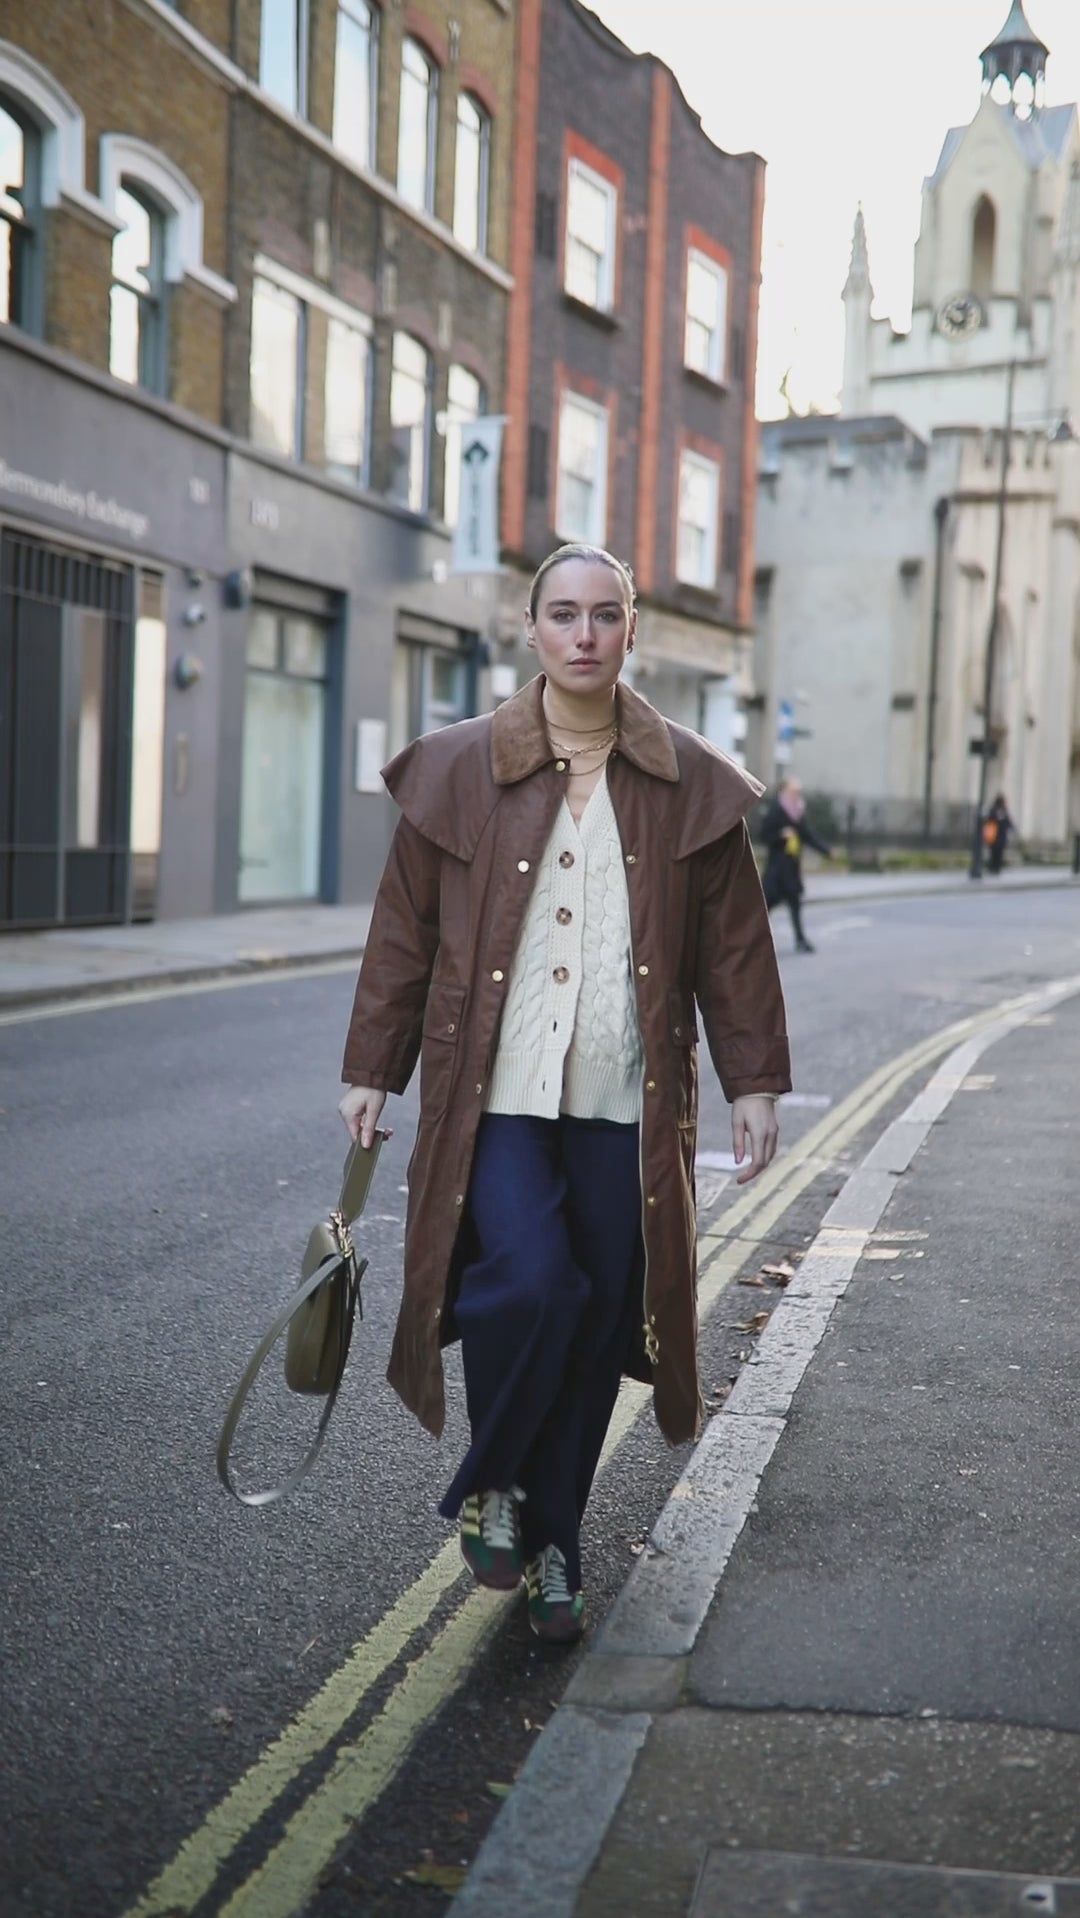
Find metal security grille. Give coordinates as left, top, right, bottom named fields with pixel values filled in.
left=0, top=530, right=136, bottom=928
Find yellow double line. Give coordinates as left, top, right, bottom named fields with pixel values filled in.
left=127, top=990, right=1041, bottom=1918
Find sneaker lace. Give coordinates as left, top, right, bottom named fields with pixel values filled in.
left=535, top=1545, right=573, bottom=1605
left=481, top=1487, right=523, bottom=1552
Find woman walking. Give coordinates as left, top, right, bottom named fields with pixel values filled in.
left=761, top=776, right=832, bottom=954
left=339, top=544, right=791, bottom=1643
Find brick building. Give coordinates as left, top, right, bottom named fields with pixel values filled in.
left=0, top=0, right=514, bottom=927
left=499, top=0, right=765, bottom=749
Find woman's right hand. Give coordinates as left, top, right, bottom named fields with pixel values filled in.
left=338, top=1085, right=389, bottom=1148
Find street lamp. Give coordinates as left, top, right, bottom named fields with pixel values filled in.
left=970, top=356, right=1017, bottom=879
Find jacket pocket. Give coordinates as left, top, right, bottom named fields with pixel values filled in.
left=420, top=982, right=466, bottom=1121
left=667, top=990, right=699, bottom=1125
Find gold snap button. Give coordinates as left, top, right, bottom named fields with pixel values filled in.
left=475, top=1082, right=483, bottom=1095
left=492, top=969, right=504, bottom=982
left=625, top=853, right=637, bottom=865
left=638, top=964, right=649, bottom=976
left=674, top=1026, right=682, bottom=1038
left=455, top=1194, right=464, bottom=1206
left=646, top=1195, right=657, bottom=1207
left=517, top=860, right=530, bottom=873
left=558, top=850, right=574, bottom=869
left=646, top=1079, right=656, bottom=1091
left=553, top=965, right=570, bottom=984
left=447, top=1022, right=455, bottom=1034
left=556, top=906, right=572, bottom=925
left=555, top=760, right=567, bottom=772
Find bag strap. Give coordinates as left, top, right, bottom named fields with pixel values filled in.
left=216, top=1252, right=367, bottom=1507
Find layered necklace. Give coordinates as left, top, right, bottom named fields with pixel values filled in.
left=545, top=711, right=618, bottom=776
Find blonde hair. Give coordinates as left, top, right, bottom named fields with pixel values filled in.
left=527, top=543, right=636, bottom=620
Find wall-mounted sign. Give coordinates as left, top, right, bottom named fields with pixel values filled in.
left=0, top=459, right=150, bottom=541
left=355, top=718, right=388, bottom=793
left=451, top=417, right=506, bottom=576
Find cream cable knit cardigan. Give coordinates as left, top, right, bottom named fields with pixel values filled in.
left=485, top=774, right=644, bottom=1123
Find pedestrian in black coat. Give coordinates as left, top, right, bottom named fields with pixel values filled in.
left=761, top=777, right=832, bottom=953
left=983, top=793, right=1015, bottom=875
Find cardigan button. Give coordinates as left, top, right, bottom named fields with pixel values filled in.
left=556, top=906, right=572, bottom=925
left=553, top=965, right=570, bottom=984
left=517, top=860, right=530, bottom=872
left=555, top=760, right=567, bottom=772
left=558, top=850, right=575, bottom=869
left=491, top=969, right=504, bottom=982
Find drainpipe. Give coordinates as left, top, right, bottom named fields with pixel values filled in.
left=923, top=495, right=950, bottom=840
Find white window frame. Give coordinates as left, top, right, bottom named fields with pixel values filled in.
left=0, top=39, right=108, bottom=224
left=564, top=156, right=617, bottom=313
left=452, top=92, right=490, bottom=256
left=397, top=36, right=438, bottom=216
left=250, top=254, right=374, bottom=465
left=440, top=361, right=484, bottom=527
left=99, top=134, right=236, bottom=305
left=389, top=330, right=433, bottom=513
left=684, top=247, right=728, bottom=384
left=556, top=390, right=609, bottom=545
left=333, top=0, right=378, bottom=171
left=676, top=448, right=721, bottom=590
left=325, top=312, right=373, bottom=484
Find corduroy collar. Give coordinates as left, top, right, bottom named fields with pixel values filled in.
left=490, top=674, right=679, bottom=786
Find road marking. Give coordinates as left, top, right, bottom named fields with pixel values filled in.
left=814, top=914, right=875, bottom=940
left=123, top=981, right=1069, bottom=1918
left=0, top=957, right=362, bottom=1028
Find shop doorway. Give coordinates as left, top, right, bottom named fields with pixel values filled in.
left=238, top=605, right=330, bottom=903
left=0, top=530, right=143, bottom=927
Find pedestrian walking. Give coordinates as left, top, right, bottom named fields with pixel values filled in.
left=982, top=792, right=1015, bottom=875
left=761, top=776, right=832, bottom=953
left=339, top=543, right=791, bottom=1644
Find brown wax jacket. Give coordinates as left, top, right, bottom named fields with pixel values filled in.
left=342, top=675, right=792, bottom=1447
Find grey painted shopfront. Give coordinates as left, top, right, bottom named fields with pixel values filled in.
left=0, top=336, right=502, bottom=928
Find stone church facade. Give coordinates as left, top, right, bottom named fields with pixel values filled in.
left=752, top=2, right=1080, bottom=852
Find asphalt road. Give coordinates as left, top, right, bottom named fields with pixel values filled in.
left=2, top=882, right=1078, bottom=1918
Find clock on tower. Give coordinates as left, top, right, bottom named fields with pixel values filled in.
left=936, top=293, right=985, bottom=340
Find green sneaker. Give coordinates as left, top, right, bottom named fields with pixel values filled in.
left=460, top=1488, right=525, bottom=1590
left=525, top=1545, right=585, bottom=1643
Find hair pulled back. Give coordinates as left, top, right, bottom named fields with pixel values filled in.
left=527, top=543, right=636, bottom=620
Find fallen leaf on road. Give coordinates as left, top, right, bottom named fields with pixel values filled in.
left=404, top=1864, right=469, bottom=1892
left=729, top=1313, right=769, bottom=1333
left=738, top=1274, right=769, bottom=1288
left=761, top=1260, right=796, bottom=1281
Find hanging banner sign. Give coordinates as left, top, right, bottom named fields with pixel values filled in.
left=450, top=416, right=506, bottom=575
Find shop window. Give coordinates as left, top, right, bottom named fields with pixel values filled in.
left=453, top=93, right=490, bottom=254
left=325, top=314, right=372, bottom=482
left=676, top=449, right=720, bottom=589
left=0, top=96, right=41, bottom=333
left=685, top=249, right=728, bottom=382
left=397, top=37, right=437, bottom=215
left=389, top=331, right=431, bottom=511
left=556, top=392, right=608, bottom=543
left=260, top=0, right=309, bottom=117
left=250, top=273, right=303, bottom=457
left=564, top=158, right=616, bottom=311
left=239, top=608, right=329, bottom=903
left=333, top=0, right=378, bottom=169
left=109, top=183, right=168, bottom=395
left=441, top=362, right=484, bottom=527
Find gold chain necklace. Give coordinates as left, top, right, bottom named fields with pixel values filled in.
left=548, top=727, right=618, bottom=763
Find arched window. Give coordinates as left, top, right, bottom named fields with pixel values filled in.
left=109, top=183, right=168, bottom=394
left=389, top=331, right=431, bottom=510
left=397, top=37, right=437, bottom=214
left=0, top=93, right=41, bottom=331
left=441, top=362, right=485, bottom=526
left=333, top=0, right=378, bottom=170
left=452, top=93, right=489, bottom=254
left=971, top=195, right=996, bottom=302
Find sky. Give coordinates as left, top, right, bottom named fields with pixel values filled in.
left=592, top=0, right=1080, bottom=418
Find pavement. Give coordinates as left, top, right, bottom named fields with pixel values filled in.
left=453, top=976, right=1080, bottom=1917
left=0, top=861, right=1075, bottom=1010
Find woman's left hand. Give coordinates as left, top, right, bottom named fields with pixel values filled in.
left=731, top=1095, right=780, bottom=1185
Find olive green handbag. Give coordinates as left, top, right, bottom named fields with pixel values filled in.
left=216, top=1130, right=387, bottom=1506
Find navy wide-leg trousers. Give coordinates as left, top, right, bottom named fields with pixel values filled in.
left=438, top=1112, right=644, bottom=1590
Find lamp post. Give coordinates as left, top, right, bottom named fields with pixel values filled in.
left=923, top=495, right=950, bottom=840
left=970, top=355, right=1017, bottom=879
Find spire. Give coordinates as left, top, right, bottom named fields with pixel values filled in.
left=980, top=1, right=1049, bottom=107
left=843, top=206, right=874, bottom=301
